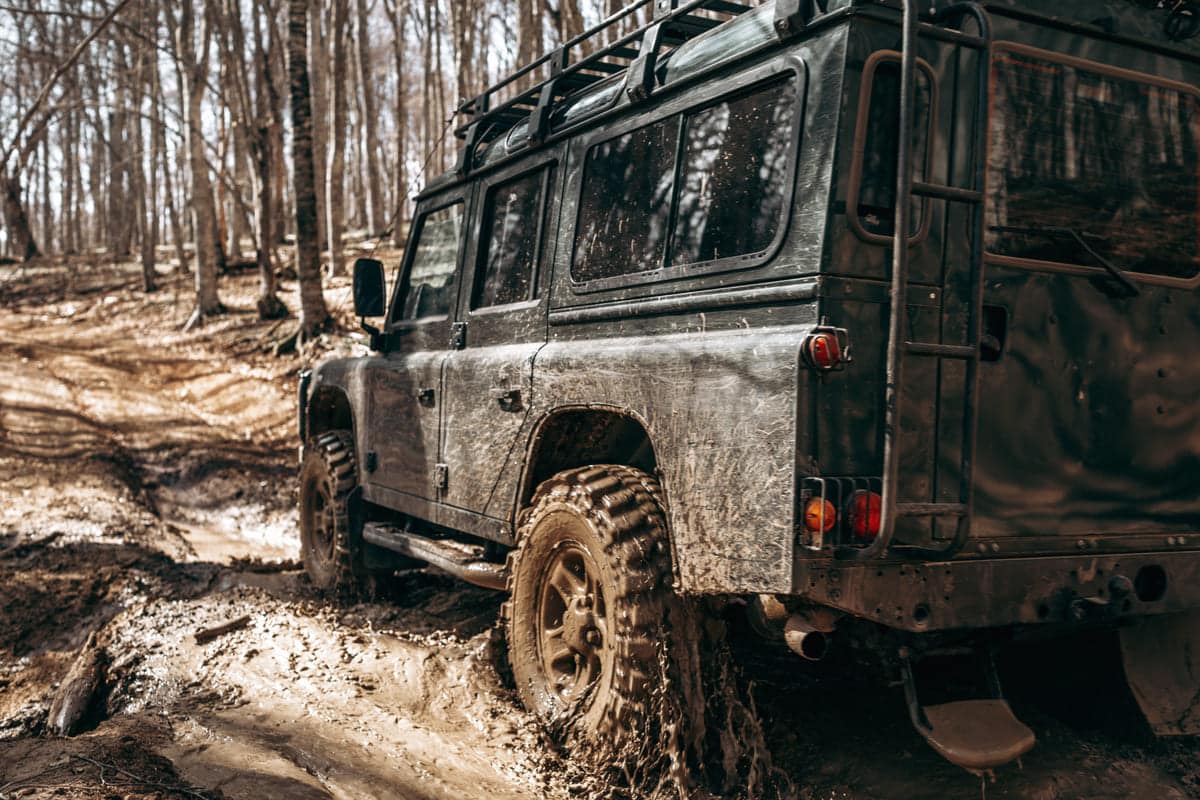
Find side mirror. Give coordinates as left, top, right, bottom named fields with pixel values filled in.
left=352, top=257, right=386, bottom=318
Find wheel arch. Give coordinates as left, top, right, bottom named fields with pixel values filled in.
left=307, top=386, right=356, bottom=443
left=517, top=406, right=660, bottom=513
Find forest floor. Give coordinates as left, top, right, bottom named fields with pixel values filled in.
left=1, top=255, right=1200, bottom=799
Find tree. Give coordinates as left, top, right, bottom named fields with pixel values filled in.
left=172, top=0, right=226, bottom=328
left=289, top=0, right=331, bottom=339
left=326, top=0, right=349, bottom=277
left=216, top=0, right=288, bottom=319
left=354, top=0, right=384, bottom=236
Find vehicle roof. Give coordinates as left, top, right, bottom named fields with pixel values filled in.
left=415, top=0, right=1199, bottom=199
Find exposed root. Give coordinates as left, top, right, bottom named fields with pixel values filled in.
left=181, top=303, right=228, bottom=332
left=256, top=293, right=289, bottom=320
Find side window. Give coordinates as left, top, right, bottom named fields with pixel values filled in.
left=396, top=202, right=463, bottom=321
left=672, top=79, right=797, bottom=265
left=853, top=57, right=935, bottom=238
left=571, top=118, right=679, bottom=283
left=472, top=167, right=549, bottom=309
left=571, top=76, right=799, bottom=285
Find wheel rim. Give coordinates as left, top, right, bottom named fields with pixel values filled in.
left=302, top=474, right=336, bottom=564
left=536, top=543, right=609, bottom=704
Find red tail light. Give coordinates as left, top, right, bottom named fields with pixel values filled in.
left=804, top=332, right=842, bottom=370
left=848, top=491, right=882, bottom=541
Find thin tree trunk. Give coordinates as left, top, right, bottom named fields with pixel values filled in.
left=152, top=44, right=188, bottom=275
left=325, top=0, right=348, bottom=277
left=307, top=0, right=328, bottom=254
left=176, top=0, right=224, bottom=325
left=135, top=22, right=156, bottom=292
left=385, top=0, right=408, bottom=245
left=354, top=0, right=383, bottom=236
left=289, top=0, right=330, bottom=338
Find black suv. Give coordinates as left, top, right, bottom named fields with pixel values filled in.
left=298, top=0, right=1200, bottom=772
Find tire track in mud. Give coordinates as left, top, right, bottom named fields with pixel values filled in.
left=0, top=290, right=563, bottom=799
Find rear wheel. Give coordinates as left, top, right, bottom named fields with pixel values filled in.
left=299, top=430, right=370, bottom=596
left=504, top=465, right=673, bottom=743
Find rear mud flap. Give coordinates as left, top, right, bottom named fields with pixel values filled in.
left=1120, top=611, right=1200, bottom=735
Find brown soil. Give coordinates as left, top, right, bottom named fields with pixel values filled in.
left=1, top=255, right=1199, bottom=799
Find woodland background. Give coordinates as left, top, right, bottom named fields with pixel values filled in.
left=0, top=0, right=655, bottom=335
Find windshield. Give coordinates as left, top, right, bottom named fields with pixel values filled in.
left=986, top=47, right=1200, bottom=281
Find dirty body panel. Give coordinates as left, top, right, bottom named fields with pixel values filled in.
left=303, top=0, right=1200, bottom=623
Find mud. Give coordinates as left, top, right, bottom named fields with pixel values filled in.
left=2, top=257, right=1200, bottom=799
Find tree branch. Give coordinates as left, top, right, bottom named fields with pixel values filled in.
left=0, top=0, right=135, bottom=174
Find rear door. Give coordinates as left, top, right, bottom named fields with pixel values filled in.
left=974, top=43, right=1200, bottom=536
left=439, top=154, right=558, bottom=535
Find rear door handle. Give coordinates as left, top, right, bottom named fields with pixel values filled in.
left=494, top=389, right=522, bottom=412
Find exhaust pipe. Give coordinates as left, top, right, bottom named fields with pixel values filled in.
left=783, top=610, right=836, bottom=661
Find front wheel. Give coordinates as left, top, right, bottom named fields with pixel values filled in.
left=299, top=430, right=370, bottom=596
left=504, top=465, right=673, bottom=744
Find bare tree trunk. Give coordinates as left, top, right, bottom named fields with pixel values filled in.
left=175, top=0, right=225, bottom=326
left=384, top=0, right=409, bottom=246
left=354, top=0, right=381, bottom=237
left=2, top=174, right=40, bottom=261
left=135, top=19, right=156, bottom=292
left=152, top=45, right=188, bottom=275
left=289, top=0, right=330, bottom=338
left=516, top=0, right=540, bottom=90
left=307, top=0, right=328, bottom=255
left=40, top=129, right=51, bottom=253
left=325, top=0, right=348, bottom=277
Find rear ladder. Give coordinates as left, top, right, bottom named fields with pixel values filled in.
left=841, top=2, right=994, bottom=561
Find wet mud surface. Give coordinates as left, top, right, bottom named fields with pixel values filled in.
left=2, top=259, right=1200, bottom=799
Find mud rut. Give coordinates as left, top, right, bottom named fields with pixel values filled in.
left=1, top=262, right=1200, bottom=800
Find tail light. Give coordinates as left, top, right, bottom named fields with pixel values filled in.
left=802, top=326, right=851, bottom=371
left=848, top=490, right=882, bottom=541
left=804, top=498, right=837, bottom=533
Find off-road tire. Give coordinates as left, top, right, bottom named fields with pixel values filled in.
left=299, top=430, right=370, bottom=596
left=503, top=465, right=673, bottom=745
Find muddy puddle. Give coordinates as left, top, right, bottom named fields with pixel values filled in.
left=3, top=260, right=1200, bottom=799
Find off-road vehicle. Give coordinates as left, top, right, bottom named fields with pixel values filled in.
left=299, top=0, right=1200, bottom=772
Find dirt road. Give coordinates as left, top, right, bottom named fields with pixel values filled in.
left=2, top=259, right=1199, bottom=799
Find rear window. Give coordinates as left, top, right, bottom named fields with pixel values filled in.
left=571, top=77, right=798, bottom=285
left=853, top=57, right=934, bottom=239
left=986, top=48, right=1200, bottom=281
left=473, top=167, right=549, bottom=309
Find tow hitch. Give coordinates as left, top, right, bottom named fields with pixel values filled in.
left=898, top=646, right=1035, bottom=777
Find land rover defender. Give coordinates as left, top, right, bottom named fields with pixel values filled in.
left=298, top=0, right=1200, bottom=772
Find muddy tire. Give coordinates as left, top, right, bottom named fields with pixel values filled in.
left=299, top=430, right=369, bottom=596
left=504, top=465, right=672, bottom=745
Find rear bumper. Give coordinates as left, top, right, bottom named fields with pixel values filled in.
left=793, top=549, right=1200, bottom=632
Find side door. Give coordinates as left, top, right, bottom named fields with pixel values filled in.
left=439, top=154, right=559, bottom=537
left=363, top=189, right=469, bottom=514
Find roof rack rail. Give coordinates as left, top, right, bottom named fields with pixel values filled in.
left=454, top=0, right=756, bottom=150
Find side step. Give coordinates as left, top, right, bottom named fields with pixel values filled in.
left=900, top=650, right=1035, bottom=775
left=362, top=522, right=507, bottom=591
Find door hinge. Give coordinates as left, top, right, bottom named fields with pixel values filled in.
left=450, top=322, right=467, bottom=350
left=365, top=450, right=378, bottom=473
left=435, top=463, right=449, bottom=490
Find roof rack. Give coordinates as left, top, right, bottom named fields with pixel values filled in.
left=453, top=0, right=757, bottom=168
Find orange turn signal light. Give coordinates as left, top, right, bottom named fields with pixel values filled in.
left=804, top=498, right=837, bottom=533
